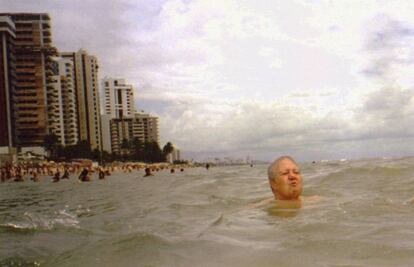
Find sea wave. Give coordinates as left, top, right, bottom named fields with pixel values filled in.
left=0, top=209, right=79, bottom=232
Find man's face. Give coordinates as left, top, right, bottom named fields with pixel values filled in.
left=270, top=159, right=303, bottom=200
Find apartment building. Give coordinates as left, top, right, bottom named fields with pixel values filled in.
left=61, top=49, right=102, bottom=150
left=46, top=58, right=65, bottom=145
left=0, top=13, right=58, bottom=148
left=0, top=16, right=16, bottom=157
left=56, top=57, right=78, bottom=145
left=105, top=112, right=160, bottom=155
left=102, top=77, right=134, bottom=118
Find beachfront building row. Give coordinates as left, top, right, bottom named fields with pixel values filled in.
left=0, top=12, right=162, bottom=163
left=0, top=13, right=103, bottom=162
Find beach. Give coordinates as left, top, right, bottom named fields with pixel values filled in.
left=2, top=157, right=414, bottom=266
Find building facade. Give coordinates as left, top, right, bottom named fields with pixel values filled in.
left=108, top=112, right=159, bottom=155
left=102, top=77, right=134, bottom=118
left=0, top=16, right=16, bottom=157
left=56, top=57, right=78, bottom=145
left=0, top=13, right=58, bottom=149
left=46, top=58, right=65, bottom=145
left=100, top=114, right=112, bottom=153
left=61, top=49, right=102, bottom=150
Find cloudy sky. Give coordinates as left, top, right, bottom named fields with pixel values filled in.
left=2, top=0, right=414, bottom=161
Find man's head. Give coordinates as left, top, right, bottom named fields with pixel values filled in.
left=268, top=156, right=303, bottom=200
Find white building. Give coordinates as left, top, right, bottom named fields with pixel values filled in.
left=47, top=58, right=65, bottom=145
left=100, top=114, right=112, bottom=153
left=57, top=57, right=78, bottom=146
left=61, top=49, right=102, bottom=150
left=102, top=77, right=134, bottom=118
left=101, top=112, right=160, bottom=155
left=46, top=57, right=79, bottom=146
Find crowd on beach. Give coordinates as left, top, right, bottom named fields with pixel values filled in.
left=0, top=161, right=192, bottom=183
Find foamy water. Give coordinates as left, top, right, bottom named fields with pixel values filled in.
left=2, top=157, right=414, bottom=266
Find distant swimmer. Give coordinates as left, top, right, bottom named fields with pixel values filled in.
left=143, top=167, right=153, bottom=177
left=52, top=171, right=60, bottom=183
left=99, top=169, right=105, bottom=180
left=30, top=172, right=40, bottom=182
left=78, top=168, right=91, bottom=182
left=61, top=169, right=70, bottom=179
left=13, top=174, right=24, bottom=182
left=170, top=168, right=175, bottom=174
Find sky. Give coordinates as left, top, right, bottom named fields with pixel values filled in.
left=2, top=0, right=414, bottom=162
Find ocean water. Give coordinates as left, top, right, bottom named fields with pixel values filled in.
left=2, top=157, right=414, bottom=267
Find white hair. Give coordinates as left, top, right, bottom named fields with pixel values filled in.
left=267, top=156, right=297, bottom=180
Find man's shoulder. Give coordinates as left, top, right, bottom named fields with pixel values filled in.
left=247, top=197, right=274, bottom=209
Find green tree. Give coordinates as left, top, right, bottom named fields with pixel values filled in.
left=121, top=138, right=130, bottom=161
left=143, top=141, right=164, bottom=162
left=130, top=137, right=143, bottom=161
left=76, top=140, right=92, bottom=159
left=91, top=148, right=101, bottom=162
left=43, top=133, right=59, bottom=158
left=163, top=142, right=174, bottom=156
left=101, top=150, right=112, bottom=163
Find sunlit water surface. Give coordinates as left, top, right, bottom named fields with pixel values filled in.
left=2, top=157, right=414, bottom=267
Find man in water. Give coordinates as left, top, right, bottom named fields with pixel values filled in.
left=249, top=156, right=305, bottom=209
left=268, top=156, right=302, bottom=201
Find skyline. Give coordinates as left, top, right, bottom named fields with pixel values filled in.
left=2, top=0, right=414, bottom=161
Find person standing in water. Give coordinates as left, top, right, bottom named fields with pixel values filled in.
left=78, top=168, right=91, bottom=182
left=99, top=168, right=105, bottom=180
left=52, top=171, right=60, bottom=183
left=61, top=168, right=70, bottom=179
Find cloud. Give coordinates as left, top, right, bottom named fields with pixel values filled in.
left=363, top=15, right=414, bottom=84
left=149, top=83, right=414, bottom=161
left=3, top=0, right=414, bottom=161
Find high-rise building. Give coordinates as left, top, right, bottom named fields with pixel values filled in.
left=100, top=114, right=112, bottom=153
left=45, top=57, right=79, bottom=146
left=102, top=77, right=134, bottom=118
left=61, top=49, right=102, bottom=150
left=56, top=57, right=78, bottom=145
left=105, top=112, right=160, bottom=155
left=0, top=13, right=58, bottom=148
left=0, top=16, right=16, bottom=157
left=46, top=58, right=65, bottom=145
